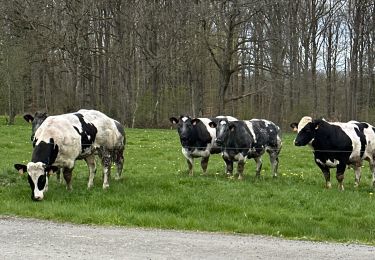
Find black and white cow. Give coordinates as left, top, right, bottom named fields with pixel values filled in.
left=15, top=110, right=125, bottom=200
left=294, top=118, right=375, bottom=190
left=24, top=111, right=48, bottom=141
left=169, top=115, right=237, bottom=176
left=209, top=119, right=282, bottom=179
left=23, top=110, right=125, bottom=183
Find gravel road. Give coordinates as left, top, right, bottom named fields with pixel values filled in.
left=1, top=216, right=374, bottom=260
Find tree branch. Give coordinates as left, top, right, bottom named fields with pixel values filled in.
left=224, top=86, right=268, bottom=103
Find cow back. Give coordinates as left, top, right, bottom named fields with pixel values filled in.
left=247, top=119, right=281, bottom=148
left=77, top=109, right=125, bottom=149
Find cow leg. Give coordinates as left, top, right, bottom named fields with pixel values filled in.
left=101, top=149, right=112, bottom=189
left=201, top=157, right=209, bottom=175
left=269, top=152, right=279, bottom=178
left=223, top=157, right=233, bottom=176
left=85, top=154, right=97, bottom=189
left=336, top=163, right=346, bottom=191
left=254, top=157, right=262, bottom=177
left=317, top=163, right=331, bottom=189
left=56, top=169, right=60, bottom=183
left=370, top=160, right=375, bottom=188
left=63, top=168, right=73, bottom=191
left=353, top=162, right=362, bottom=188
left=182, top=148, right=194, bottom=176
left=114, top=148, right=124, bottom=180
left=186, top=158, right=194, bottom=176
left=56, top=168, right=63, bottom=184
left=237, top=160, right=246, bottom=180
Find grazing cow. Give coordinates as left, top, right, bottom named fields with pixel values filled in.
left=23, top=110, right=125, bottom=182
left=294, top=118, right=375, bottom=190
left=169, top=115, right=237, bottom=176
left=15, top=110, right=125, bottom=200
left=209, top=119, right=282, bottom=179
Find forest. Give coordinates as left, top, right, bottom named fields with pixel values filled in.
left=0, top=0, right=374, bottom=128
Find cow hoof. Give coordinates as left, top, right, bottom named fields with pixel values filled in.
left=103, top=183, right=110, bottom=189
left=238, top=176, right=244, bottom=180
left=354, top=182, right=359, bottom=188
left=325, top=182, right=332, bottom=189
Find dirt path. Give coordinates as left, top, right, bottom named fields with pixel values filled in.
left=1, top=216, right=374, bottom=259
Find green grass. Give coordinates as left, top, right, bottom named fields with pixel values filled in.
left=0, top=117, right=375, bottom=245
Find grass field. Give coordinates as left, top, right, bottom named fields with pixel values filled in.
left=0, top=117, right=375, bottom=245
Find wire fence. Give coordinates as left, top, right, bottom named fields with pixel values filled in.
left=29, top=140, right=366, bottom=154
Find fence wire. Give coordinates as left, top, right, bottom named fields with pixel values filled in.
left=29, top=141, right=367, bottom=154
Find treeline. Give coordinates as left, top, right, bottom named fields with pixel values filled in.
left=0, top=0, right=374, bottom=128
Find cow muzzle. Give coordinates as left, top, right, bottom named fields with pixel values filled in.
left=32, top=195, right=44, bottom=201
left=180, top=137, right=189, bottom=147
left=32, top=190, right=44, bottom=201
left=215, top=138, right=224, bottom=146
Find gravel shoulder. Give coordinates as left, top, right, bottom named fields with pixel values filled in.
left=1, top=215, right=374, bottom=260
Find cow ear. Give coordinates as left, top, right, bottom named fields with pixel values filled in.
left=290, top=122, right=298, bottom=132
left=229, top=123, right=236, bottom=132
left=45, top=166, right=59, bottom=176
left=208, top=121, right=217, bottom=128
left=191, top=118, right=200, bottom=126
left=14, top=164, right=27, bottom=175
left=23, top=114, right=34, bottom=123
left=311, top=119, right=322, bottom=130
left=169, top=117, right=178, bottom=124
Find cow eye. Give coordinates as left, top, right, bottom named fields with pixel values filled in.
left=37, top=174, right=46, bottom=190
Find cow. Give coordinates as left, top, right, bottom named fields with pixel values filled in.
left=14, top=110, right=125, bottom=200
left=290, top=122, right=298, bottom=132
left=290, top=116, right=313, bottom=133
left=169, top=115, right=237, bottom=176
left=294, top=118, right=375, bottom=190
left=23, top=110, right=125, bottom=183
left=23, top=112, right=48, bottom=141
left=209, top=119, right=282, bottom=179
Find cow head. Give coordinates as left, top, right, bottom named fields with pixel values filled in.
left=209, top=119, right=233, bottom=146
left=290, top=122, right=298, bottom=132
left=297, top=116, right=313, bottom=133
left=24, top=112, right=48, bottom=141
left=14, top=162, right=58, bottom=201
left=294, top=120, right=321, bottom=146
left=170, top=116, right=200, bottom=148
